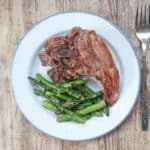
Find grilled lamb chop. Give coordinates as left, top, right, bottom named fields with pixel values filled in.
left=39, top=27, right=119, bottom=105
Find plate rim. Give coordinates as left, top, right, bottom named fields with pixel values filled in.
left=10, top=11, right=141, bottom=141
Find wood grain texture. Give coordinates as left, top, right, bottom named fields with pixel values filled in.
left=0, top=0, right=150, bottom=150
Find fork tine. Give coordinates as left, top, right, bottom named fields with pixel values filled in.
left=140, top=6, right=143, bottom=25
left=144, top=5, right=147, bottom=24
left=149, top=5, right=150, bottom=24
left=136, top=6, right=139, bottom=25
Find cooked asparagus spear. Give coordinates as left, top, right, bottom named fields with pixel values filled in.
left=45, top=92, right=61, bottom=105
left=102, top=106, right=109, bottom=116
left=42, top=100, right=57, bottom=112
left=45, top=92, right=86, bottom=124
left=55, top=93, right=77, bottom=102
left=60, top=79, right=86, bottom=88
left=45, top=91, right=77, bottom=102
left=28, top=73, right=109, bottom=123
left=33, top=89, right=45, bottom=96
left=77, top=101, right=92, bottom=109
left=29, top=75, right=87, bottom=105
left=84, top=86, right=95, bottom=95
left=42, top=99, right=86, bottom=123
left=33, top=88, right=80, bottom=122
left=80, top=91, right=103, bottom=101
left=76, top=100, right=106, bottom=115
left=57, top=114, right=71, bottom=122
left=28, top=76, right=40, bottom=85
left=62, top=91, right=103, bottom=108
left=92, top=111, right=103, bottom=117
left=72, top=85, right=95, bottom=97
left=28, top=76, right=45, bottom=89
left=62, top=101, right=79, bottom=108
left=59, top=107, right=86, bottom=123
left=36, top=73, right=82, bottom=99
left=57, top=113, right=92, bottom=122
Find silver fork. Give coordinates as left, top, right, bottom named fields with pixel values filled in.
left=136, top=5, right=150, bottom=131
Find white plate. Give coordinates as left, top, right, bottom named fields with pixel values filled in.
left=11, top=12, right=141, bottom=141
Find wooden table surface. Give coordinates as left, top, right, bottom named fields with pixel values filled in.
left=1, top=0, right=150, bottom=149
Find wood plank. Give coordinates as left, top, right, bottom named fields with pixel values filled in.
left=0, top=0, right=150, bottom=150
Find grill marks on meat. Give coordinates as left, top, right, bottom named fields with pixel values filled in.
left=39, top=27, right=119, bottom=104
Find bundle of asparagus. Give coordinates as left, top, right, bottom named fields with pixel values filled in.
left=28, top=73, right=109, bottom=124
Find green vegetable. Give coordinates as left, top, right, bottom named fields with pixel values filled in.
left=28, top=73, right=109, bottom=124
left=45, top=91, right=76, bottom=102
left=57, top=114, right=71, bottom=122
left=45, top=92, right=61, bottom=105
left=33, top=89, right=45, bottom=96
left=28, top=76, right=45, bottom=89
left=55, top=92, right=77, bottom=102
left=103, top=106, right=109, bottom=116
left=92, top=111, right=103, bottom=117
left=60, top=79, right=86, bottom=88
left=42, top=100, right=57, bottom=112
left=36, top=73, right=82, bottom=99
left=45, top=92, right=86, bottom=124
left=72, top=85, right=95, bottom=97
left=59, top=108, right=86, bottom=123
left=57, top=113, right=93, bottom=122
left=62, top=91, right=103, bottom=108
left=84, top=86, right=95, bottom=95
left=76, top=100, right=107, bottom=115
left=80, top=91, right=103, bottom=101
left=77, top=101, right=92, bottom=109
left=62, top=101, right=79, bottom=108
left=92, top=97, right=103, bottom=104
left=82, top=114, right=92, bottom=120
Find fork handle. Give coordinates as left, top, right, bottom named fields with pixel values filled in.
left=141, top=94, right=148, bottom=130
left=141, top=54, right=148, bottom=131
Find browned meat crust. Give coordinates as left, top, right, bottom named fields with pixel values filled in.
left=39, top=27, right=119, bottom=105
